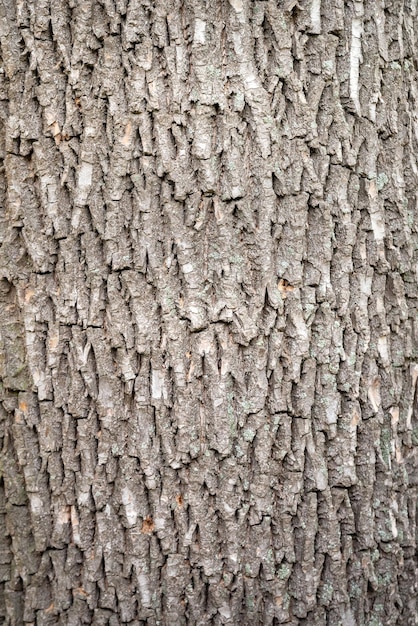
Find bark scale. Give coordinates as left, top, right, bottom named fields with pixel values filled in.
left=0, top=0, right=417, bottom=624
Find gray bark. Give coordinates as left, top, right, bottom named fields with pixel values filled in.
left=0, top=0, right=417, bottom=624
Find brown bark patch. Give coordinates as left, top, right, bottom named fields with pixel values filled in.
left=18, top=400, right=28, bottom=413
left=278, top=279, right=294, bottom=298
left=49, top=334, right=59, bottom=350
left=351, top=410, right=360, bottom=428
left=121, top=121, right=133, bottom=146
left=24, top=288, right=35, bottom=303
left=141, top=516, right=155, bottom=534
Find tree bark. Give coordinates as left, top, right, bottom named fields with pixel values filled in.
left=0, top=0, right=417, bottom=624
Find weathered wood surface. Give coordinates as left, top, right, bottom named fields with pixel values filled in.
left=0, top=0, right=417, bottom=623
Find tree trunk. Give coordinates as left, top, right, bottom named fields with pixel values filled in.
left=0, top=0, right=417, bottom=624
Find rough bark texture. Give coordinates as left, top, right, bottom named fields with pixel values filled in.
left=0, top=0, right=418, bottom=624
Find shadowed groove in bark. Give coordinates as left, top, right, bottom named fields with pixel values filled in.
left=0, top=0, right=417, bottom=624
